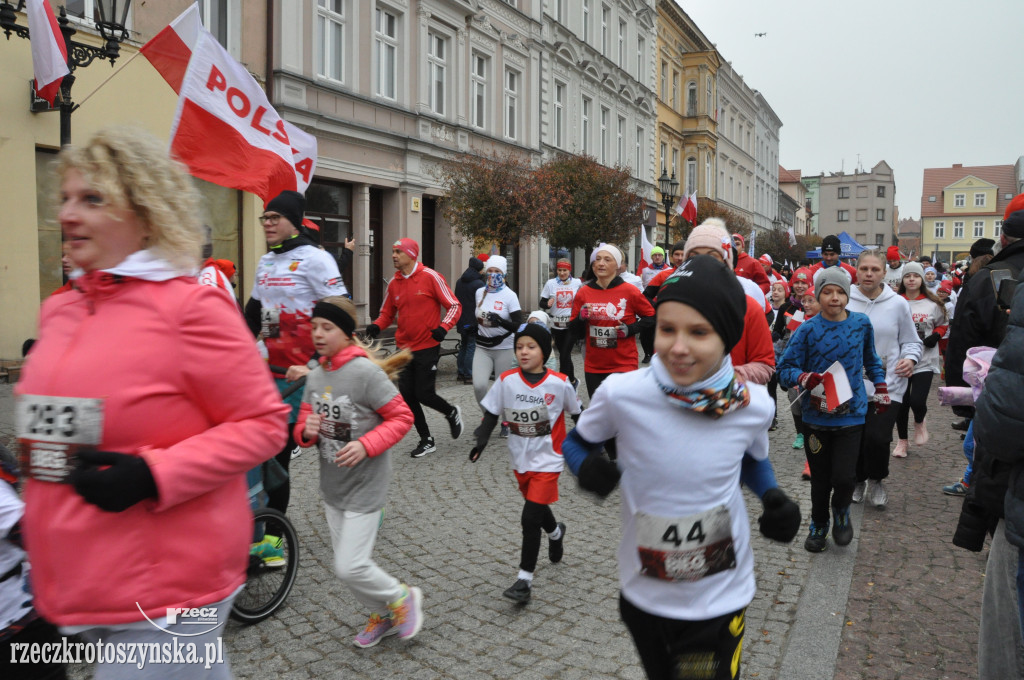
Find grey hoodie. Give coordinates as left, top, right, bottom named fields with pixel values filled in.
left=847, top=283, right=923, bottom=402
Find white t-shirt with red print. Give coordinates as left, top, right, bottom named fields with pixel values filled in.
left=541, top=276, right=583, bottom=329
left=475, top=285, right=522, bottom=350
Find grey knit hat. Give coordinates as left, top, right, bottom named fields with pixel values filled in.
left=814, top=267, right=851, bottom=300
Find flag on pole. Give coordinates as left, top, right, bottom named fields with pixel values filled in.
left=673, top=194, right=685, bottom=216
left=681, top=191, right=697, bottom=224
left=785, top=310, right=805, bottom=331
left=142, top=4, right=317, bottom=200
left=638, top=224, right=653, bottom=274
left=26, top=0, right=68, bottom=106
left=787, top=226, right=797, bottom=247
left=822, top=361, right=853, bottom=411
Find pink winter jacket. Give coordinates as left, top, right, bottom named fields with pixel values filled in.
left=16, top=271, right=288, bottom=626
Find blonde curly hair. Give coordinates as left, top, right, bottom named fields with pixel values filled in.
left=56, top=127, right=203, bottom=272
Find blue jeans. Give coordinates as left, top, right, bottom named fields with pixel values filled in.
left=963, top=420, right=975, bottom=485
left=457, top=331, right=476, bottom=377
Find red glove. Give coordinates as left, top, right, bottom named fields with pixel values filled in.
left=873, top=382, right=891, bottom=413
left=799, top=372, right=824, bottom=390
left=578, top=305, right=591, bottom=320
left=616, top=323, right=629, bottom=338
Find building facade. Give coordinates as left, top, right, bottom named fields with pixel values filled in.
left=815, top=160, right=896, bottom=249
left=714, top=60, right=756, bottom=226
left=753, top=91, right=781, bottom=232
left=802, top=175, right=820, bottom=234
left=778, top=166, right=807, bottom=236
left=920, top=163, right=1015, bottom=264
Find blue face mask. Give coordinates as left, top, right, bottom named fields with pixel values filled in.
left=487, top=272, right=505, bottom=290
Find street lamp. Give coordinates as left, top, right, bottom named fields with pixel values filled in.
left=658, top=168, right=679, bottom=251
left=1, top=0, right=132, bottom=146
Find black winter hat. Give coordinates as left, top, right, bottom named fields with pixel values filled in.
left=656, top=254, right=746, bottom=354
left=1003, top=211, right=1024, bottom=239
left=821, top=234, right=842, bottom=253
left=265, top=190, right=306, bottom=233
left=469, top=257, right=484, bottom=272
left=970, top=238, right=995, bottom=258
left=514, top=322, right=553, bottom=364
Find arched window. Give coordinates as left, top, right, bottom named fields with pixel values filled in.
left=686, top=157, right=697, bottom=195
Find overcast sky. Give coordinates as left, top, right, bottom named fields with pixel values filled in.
left=683, top=0, right=1024, bottom=220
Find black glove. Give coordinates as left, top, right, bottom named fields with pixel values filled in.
left=577, top=452, right=621, bottom=498
left=468, top=446, right=483, bottom=463
left=70, top=450, right=157, bottom=513
left=431, top=326, right=447, bottom=342
left=922, top=332, right=941, bottom=348
left=771, top=331, right=782, bottom=343
left=757, top=488, right=801, bottom=542
left=363, top=323, right=381, bottom=340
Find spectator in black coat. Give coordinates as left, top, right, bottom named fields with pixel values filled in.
left=454, top=256, right=485, bottom=383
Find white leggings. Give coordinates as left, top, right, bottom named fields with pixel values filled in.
left=472, top=346, right=517, bottom=408
left=324, top=503, right=404, bottom=615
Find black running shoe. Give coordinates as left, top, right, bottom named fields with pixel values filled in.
left=410, top=437, right=436, bottom=458
left=502, top=579, right=531, bottom=604
left=549, top=522, right=566, bottom=563
left=446, top=406, right=464, bottom=439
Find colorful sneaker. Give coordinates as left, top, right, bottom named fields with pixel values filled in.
left=446, top=406, right=464, bottom=440
left=852, top=481, right=866, bottom=504
left=832, top=507, right=853, bottom=546
left=869, top=479, right=888, bottom=508
left=353, top=613, right=398, bottom=648
left=943, top=480, right=969, bottom=496
left=388, top=585, right=423, bottom=640
left=410, top=438, right=436, bottom=458
left=804, top=522, right=828, bottom=553
left=792, top=433, right=805, bottom=449
left=549, top=522, right=566, bottom=564
left=250, top=537, right=285, bottom=568
left=892, top=439, right=908, bottom=458
left=801, top=460, right=811, bottom=481
left=502, top=578, right=532, bottom=603
left=264, top=534, right=284, bottom=550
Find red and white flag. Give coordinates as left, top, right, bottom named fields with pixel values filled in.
left=681, top=192, right=698, bottom=224
left=26, top=0, right=68, bottom=105
left=822, top=361, right=853, bottom=411
left=637, top=224, right=653, bottom=275
left=142, top=5, right=316, bottom=200
left=673, top=194, right=685, bottom=216
left=785, top=309, right=805, bottom=331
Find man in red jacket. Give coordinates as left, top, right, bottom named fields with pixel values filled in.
left=365, top=238, right=464, bottom=457
left=732, top=233, right=771, bottom=293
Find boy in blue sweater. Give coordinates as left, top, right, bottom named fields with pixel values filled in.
left=779, top=269, right=886, bottom=552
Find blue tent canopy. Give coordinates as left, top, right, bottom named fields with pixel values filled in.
left=805, top=231, right=872, bottom=259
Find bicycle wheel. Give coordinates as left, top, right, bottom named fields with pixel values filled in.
left=231, top=507, right=299, bottom=624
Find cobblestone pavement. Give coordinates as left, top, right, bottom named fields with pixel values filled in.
left=0, top=346, right=986, bottom=679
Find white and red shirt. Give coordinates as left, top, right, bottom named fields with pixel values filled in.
left=251, top=244, right=348, bottom=367
left=540, top=276, right=583, bottom=329
left=197, top=258, right=236, bottom=303
left=481, top=368, right=582, bottom=473
left=904, top=294, right=948, bottom=375
left=475, top=286, right=522, bottom=350
left=572, top=280, right=655, bottom=374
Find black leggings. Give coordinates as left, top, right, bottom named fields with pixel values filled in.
left=519, top=501, right=557, bottom=573
left=585, top=371, right=617, bottom=459
left=856, top=403, right=900, bottom=483
left=896, top=372, right=934, bottom=439
left=767, top=373, right=779, bottom=422
left=550, top=328, right=576, bottom=381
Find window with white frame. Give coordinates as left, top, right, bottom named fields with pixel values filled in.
left=671, top=71, right=679, bottom=110
left=198, top=0, right=229, bottom=48
left=954, top=221, right=964, bottom=238
left=617, top=116, right=625, bottom=164
left=738, top=181, right=743, bottom=208
left=553, top=81, right=565, bottom=148
left=705, top=155, right=711, bottom=195
left=582, top=0, right=590, bottom=42
left=671, top=148, right=678, bottom=179
left=660, top=142, right=666, bottom=173
left=876, top=208, right=885, bottom=221
left=636, top=37, right=645, bottom=83
left=427, top=32, right=447, bottom=116
left=618, top=20, right=626, bottom=66
left=599, top=106, right=609, bottom=163
left=975, top=193, right=986, bottom=207
left=635, top=126, right=644, bottom=175
left=470, top=54, right=488, bottom=129
left=581, top=97, right=591, bottom=154
left=838, top=186, right=849, bottom=199
left=687, top=157, right=696, bottom=195
left=954, top=193, right=965, bottom=207
left=552, top=0, right=563, bottom=22
left=601, top=5, right=610, bottom=55
left=995, top=220, right=1002, bottom=237
left=877, top=186, right=885, bottom=198
left=934, top=221, right=945, bottom=238
left=316, top=0, right=345, bottom=82
left=838, top=210, right=849, bottom=222
left=706, top=76, right=712, bottom=115
left=660, top=62, right=667, bottom=100
left=374, top=7, right=398, bottom=99
left=687, top=83, right=697, bottom=116
left=974, top=221, right=985, bottom=238
left=504, top=68, right=519, bottom=140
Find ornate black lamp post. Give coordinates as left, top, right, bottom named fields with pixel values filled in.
left=658, top=168, right=679, bottom=252
left=1, top=0, right=132, bottom=146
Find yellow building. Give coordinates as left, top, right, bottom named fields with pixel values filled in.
left=654, top=0, right=719, bottom=247
left=920, top=163, right=1016, bottom=264
left=0, top=3, right=269, bottom=364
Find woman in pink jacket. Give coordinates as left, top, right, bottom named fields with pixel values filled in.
left=15, top=128, right=288, bottom=678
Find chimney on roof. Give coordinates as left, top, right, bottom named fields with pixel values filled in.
left=953, top=164, right=962, bottom=169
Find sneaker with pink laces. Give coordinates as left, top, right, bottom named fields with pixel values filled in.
left=892, top=439, right=908, bottom=458
left=353, top=613, right=398, bottom=648
left=388, top=585, right=423, bottom=640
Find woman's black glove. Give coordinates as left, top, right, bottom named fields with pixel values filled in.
left=578, top=452, right=620, bottom=497
left=922, top=332, right=941, bottom=348
left=363, top=323, right=381, bottom=340
left=757, top=488, right=801, bottom=542
left=71, top=450, right=157, bottom=512
left=431, top=326, right=447, bottom=342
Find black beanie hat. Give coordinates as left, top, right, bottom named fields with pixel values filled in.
left=656, top=255, right=746, bottom=353
left=469, top=256, right=484, bottom=272
left=514, top=322, right=553, bottom=364
left=821, top=234, right=841, bottom=253
left=970, top=238, right=995, bottom=258
left=1003, top=211, right=1024, bottom=239
left=265, top=190, right=306, bottom=233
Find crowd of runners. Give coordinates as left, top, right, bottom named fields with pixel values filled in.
left=5, top=126, right=1024, bottom=679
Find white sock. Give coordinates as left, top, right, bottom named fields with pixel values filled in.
left=517, top=570, right=533, bottom=582
left=548, top=525, right=563, bottom=541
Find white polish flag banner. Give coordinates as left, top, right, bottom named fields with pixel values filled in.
left=26, top=0, right=69, bottom=105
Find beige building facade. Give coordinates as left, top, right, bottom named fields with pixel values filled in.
left=814, top=160, right=896, bottom=249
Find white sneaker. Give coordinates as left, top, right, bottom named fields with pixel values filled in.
left=852, top=481, right=866, bottom=504
left=892, top=439, right=908, bottom=458
left=869, top=479, right=888, bottom=508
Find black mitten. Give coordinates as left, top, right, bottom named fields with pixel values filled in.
left=578, top=452, right=621, bottom=498
left=430, top=326, right=447, bottom=342
left=71, top=450, right=157, bottom=512
left=363, top=323, right=381, bottom=340
left=922, top=332, right=941, bottom=348
left=758, top=488, right=801, bottom=542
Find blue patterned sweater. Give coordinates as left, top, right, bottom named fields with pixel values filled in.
left=778, top=312, right=885, bottom=427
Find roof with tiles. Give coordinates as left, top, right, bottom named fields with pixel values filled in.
left=920, top=164, right=1016, bottom=217
left=778, top=166, right=802, bottom=184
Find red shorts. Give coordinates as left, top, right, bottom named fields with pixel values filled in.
left=514, top=471, right=560, bottom=505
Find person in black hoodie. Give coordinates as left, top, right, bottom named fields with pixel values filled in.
left=454, top=256, right=485, bottom=383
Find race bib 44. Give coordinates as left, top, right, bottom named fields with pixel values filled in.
left=16, top=395, right=104, bottom=483
left=635, top=506, right=736, bottom=582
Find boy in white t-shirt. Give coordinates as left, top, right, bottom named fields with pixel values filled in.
left=469, top=323, right=581, bottom=604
